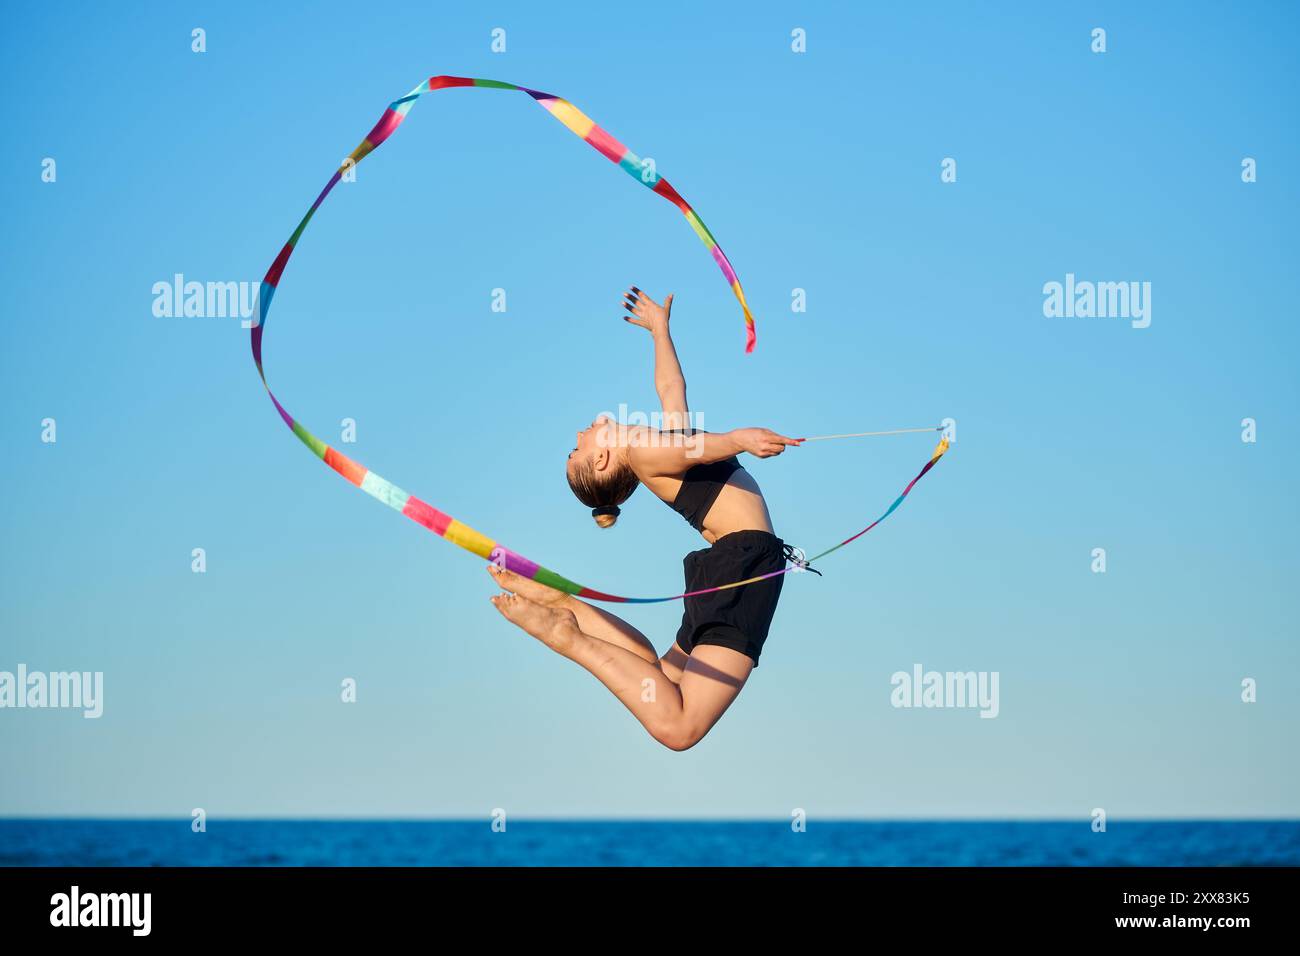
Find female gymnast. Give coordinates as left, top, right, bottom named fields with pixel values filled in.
left=488, top=287, right=800, bottom=750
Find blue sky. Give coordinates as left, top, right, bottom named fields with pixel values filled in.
left=0, top=1, right=1296, bottom=819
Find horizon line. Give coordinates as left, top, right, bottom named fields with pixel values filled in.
left=3, top=815, right=1298, bottom=824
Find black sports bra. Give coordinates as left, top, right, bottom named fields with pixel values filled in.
left=661, top=428, right=742, bottom=532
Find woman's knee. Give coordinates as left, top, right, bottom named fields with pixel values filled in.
left=652, top=721, right=706, bottom=752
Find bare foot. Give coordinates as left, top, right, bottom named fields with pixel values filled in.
left=486, top=564, right=570, bottom=606
left=490, top=593, right=581, bottom=653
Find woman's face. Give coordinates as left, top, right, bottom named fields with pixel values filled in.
left=567, top=414, right=615, bottom=477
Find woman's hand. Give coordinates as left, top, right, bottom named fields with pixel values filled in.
left=730, top=428, right=803, bottom=458
left=622, top=287, right=673, bottom=335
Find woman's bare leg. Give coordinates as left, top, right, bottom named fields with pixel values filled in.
left=489, top=592, right=752, bottom=751
left=657, top=642, right=691, bottom=685
left=487, top=565, right=658, bottom=662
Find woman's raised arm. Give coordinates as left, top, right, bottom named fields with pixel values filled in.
left=622, top=287, right=689, bottom=431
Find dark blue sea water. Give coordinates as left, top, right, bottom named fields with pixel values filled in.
left=2, top=820, right=1298, bottom=866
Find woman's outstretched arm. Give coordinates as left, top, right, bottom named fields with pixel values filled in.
left=622, top=287, right=689, bottom=431
left=630, top=427, right=802, bottom=477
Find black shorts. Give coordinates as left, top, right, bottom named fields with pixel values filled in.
left=675, top=530, right=786, bottom=667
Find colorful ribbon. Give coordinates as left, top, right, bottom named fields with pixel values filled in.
left=252, top=74, right=948, bottom=604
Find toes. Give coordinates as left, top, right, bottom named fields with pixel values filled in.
left=486, top=564, right=519, bottom=591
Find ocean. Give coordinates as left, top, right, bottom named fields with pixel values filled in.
left=2, top=819, right=1298, bottom=866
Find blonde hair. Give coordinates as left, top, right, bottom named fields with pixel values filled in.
left=567, top=457, right=639, bottom=529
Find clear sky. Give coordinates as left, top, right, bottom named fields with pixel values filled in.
left=1, top=1, right=1296, bottom=819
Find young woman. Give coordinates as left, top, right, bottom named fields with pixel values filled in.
left=488, top=287, right=800, bottom=751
